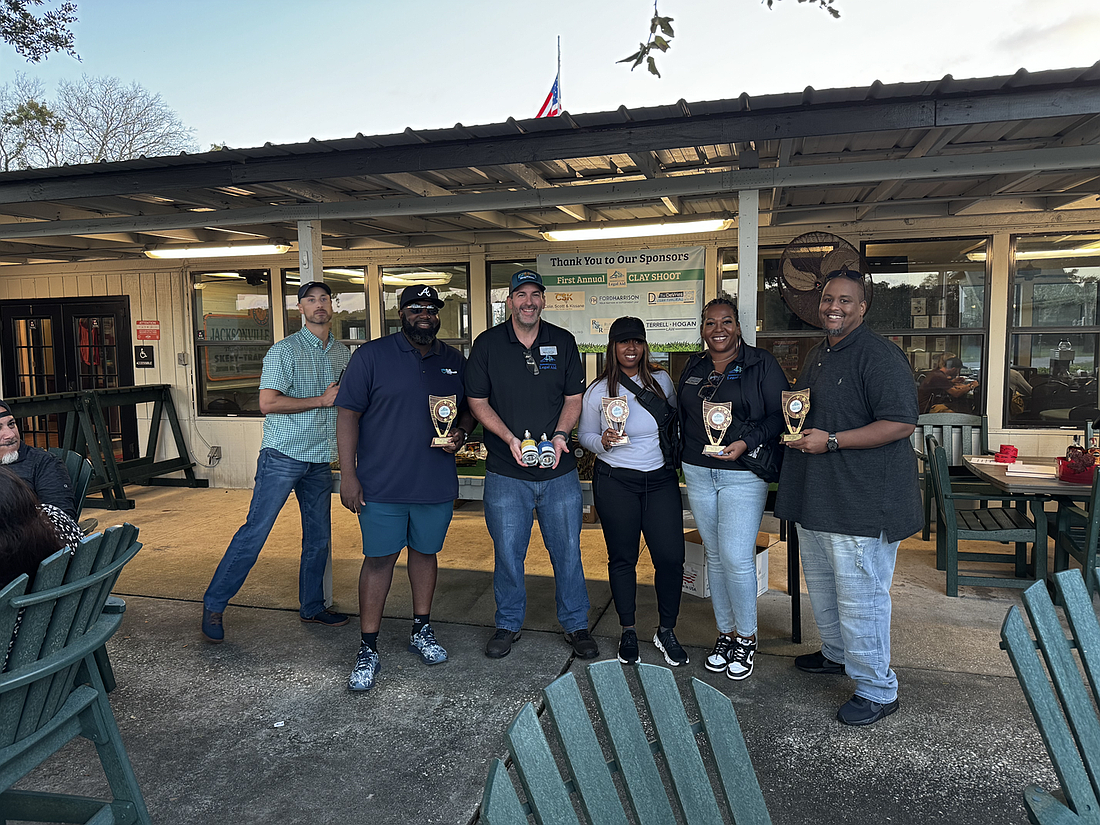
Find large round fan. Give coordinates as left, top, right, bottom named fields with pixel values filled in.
left=777, top=231, right=873, bottom=326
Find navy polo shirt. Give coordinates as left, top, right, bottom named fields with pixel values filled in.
left=335, top=332, right=466, bottom=504
left=465, top=318, right=585, bottom=481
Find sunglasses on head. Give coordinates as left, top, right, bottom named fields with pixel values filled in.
left=824, top=266, right=864, bottom=283
left=524, top=350, right=540, bottom=376
left=404, top=305, right=439, bottom=316
left=698, top=369, right=724, bottom=401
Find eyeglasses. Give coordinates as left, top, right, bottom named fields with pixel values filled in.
left=404, top=305, right=439, bottom=316
left=524, top=350, right=540, bottom=376
left=698, top=370, right=724, bottom=400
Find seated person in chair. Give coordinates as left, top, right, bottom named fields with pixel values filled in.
left=917, top=358, right=979, bottom=414
left=0, top=399, right=77, bottom=519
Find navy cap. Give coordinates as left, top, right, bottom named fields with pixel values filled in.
left=608, top=316, right=647, bottom=343
left=399, top=284, right=445, bottom=309
left=297, top=281, right=332, bottom=302
left=509, top=268, right=544, bottom=294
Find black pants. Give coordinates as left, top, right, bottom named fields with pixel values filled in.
left=592, top=460, right=685, bottom=628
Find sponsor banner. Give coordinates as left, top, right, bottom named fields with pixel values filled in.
left=537, top=246, right=705, bottom=350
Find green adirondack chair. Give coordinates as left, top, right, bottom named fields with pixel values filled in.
left=1002, top=570, right=1100, bottom=825
left=927, top=435, right=1048, bottom=597
left=481, top=660, right=771, bottom=825
left=1053, top=470, right=1100, bottom=600
left=0, top=523, right=151, bottom=825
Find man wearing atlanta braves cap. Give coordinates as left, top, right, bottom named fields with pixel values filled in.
left=201, top=281, right=351, bottom=644
left=336, top=283, right=475, bottom=692
left=465, top=268, right=598, bottom=660
left=0, top=398, right=76, bottom=518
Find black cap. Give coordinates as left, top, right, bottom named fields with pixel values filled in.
left=297, top=281, right=332, bottom=302
left=509, top=268, right=544, bottom=294
left=608, top=316, right=647, bottom=343
left=0, top=399, right=11, bottom=420
left=399, top=284, right=445, bottom=309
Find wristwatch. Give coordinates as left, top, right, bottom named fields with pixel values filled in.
left=827, top=432, right=840, bottom=452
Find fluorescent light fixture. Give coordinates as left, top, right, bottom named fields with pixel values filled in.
left=382, top=271, right=452, bottom=286
left=967, top=247, right=1100, bottom=262
left=721, top=263, right=739, bottom=272
left=541, top=218, right=732, bottom=242
left=144, top=242, right=291, bottom=259
left=323, top=268, right=365, bottom=278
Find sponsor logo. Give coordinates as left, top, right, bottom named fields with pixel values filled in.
left=647, top=289, right=696, bottom=306
left=441, top=368, right=458, bottom=375
left=607, top=268, right=628, bottom=288
left=589, top=293, right=640, bottom=306
left=544, top=291, right=586, bottom=312
left=590, top=318, right=619, bottom=335
left=645, top=318, right=699, bottom=332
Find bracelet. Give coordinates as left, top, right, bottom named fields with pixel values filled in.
left=551, top=430, right=571, bottom=442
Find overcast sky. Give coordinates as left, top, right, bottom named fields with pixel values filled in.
left=5, top=0, right=1099, bottom=151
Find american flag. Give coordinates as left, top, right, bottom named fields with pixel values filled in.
left=536, top=74, right=562, bottom=118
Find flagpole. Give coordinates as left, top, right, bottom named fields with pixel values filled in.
left=557, top=36, right=561, bottom=111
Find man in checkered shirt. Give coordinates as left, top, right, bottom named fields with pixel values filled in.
left=201, top=281, right=352, bottom=643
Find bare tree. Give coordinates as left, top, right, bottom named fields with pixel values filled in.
left=0, top=74, right=62, bottom=170
left=0, top=0, right=77, bottom=63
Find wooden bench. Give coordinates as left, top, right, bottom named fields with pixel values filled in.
left=1002, top=570, right=1100, bottom=825
left=481, top=659, right=771, bottom=824
left=0, top=523, right=151, bottom=824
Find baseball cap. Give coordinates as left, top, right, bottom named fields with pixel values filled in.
left=509, top=269, right=544, bottom=294
left=399, top=284, right=445, bottom=309
left=297, top=281, right=332, bottom=302
left=608, top=316, right=647, bottom=343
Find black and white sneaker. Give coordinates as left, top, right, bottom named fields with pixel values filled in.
left=705, top=634, right=734, bottom=673
left=618, top=628, right=639, bottom=664
left=653, top=627, right=689, bottom=667
left=726, top=636, right=757, bottom=681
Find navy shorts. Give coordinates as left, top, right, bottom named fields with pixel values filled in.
left=357, top=501, right=453, bottom=558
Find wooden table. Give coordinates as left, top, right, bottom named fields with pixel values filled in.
left=962, top=455, right=1093, bottom=500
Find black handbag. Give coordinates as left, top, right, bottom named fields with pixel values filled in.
left=619, top=375, right=681, bottom=470
left=727, top=412, right=784, bottom=483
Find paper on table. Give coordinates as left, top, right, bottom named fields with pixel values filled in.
left=966, top=456, right=999, bottom=464
left=1005, top=463, right=1057, bottom=478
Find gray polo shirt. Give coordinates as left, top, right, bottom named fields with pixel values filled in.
left=774, top=323, right=922, bottom=542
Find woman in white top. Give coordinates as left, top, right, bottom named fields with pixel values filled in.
left=578, top=317, right=686, bottom=667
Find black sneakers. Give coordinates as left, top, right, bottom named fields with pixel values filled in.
left=795, top=649, right=845, bottom=675
left=565, top=628, right=599, bottom=659
left=300, top=610, right=349, bottom=627
left=653, top=627, right=688, bottom=667
left=485, top=628, right=520, bottom=659
left=837, top=694, right=899, bottom=726
left=201, top=608, right=224, bottom=643
left=617, top=628, right=639, bottom=664
left=705, top=634, right=733, bottom=673
left=726, top=636, right=757, bottom=681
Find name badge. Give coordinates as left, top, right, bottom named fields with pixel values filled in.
left=540, top=346, right=557, bottom=356
left=685, top=376, right=703, bottom=385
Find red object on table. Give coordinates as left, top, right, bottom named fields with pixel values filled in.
left=1056, top=457, right=1097, bottom=484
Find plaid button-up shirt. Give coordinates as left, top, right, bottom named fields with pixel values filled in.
left=259, top=327, right=351, bottom=463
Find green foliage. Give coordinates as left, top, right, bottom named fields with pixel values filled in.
left=621, top=0, right=839, bottom=76
left=0, top=0, right=78, bottom=63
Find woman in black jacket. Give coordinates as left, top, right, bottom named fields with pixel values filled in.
left=678, top=296, right=788, bottom=682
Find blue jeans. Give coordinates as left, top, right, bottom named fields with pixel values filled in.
left=204, top=448, right=332, bottom=618
left=483, top=470, right=589, bottom=633
left=797, top=526, right=900, bottom=704
left=682, top=464, right=768, bottom=638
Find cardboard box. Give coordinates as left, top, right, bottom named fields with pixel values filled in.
left=682, top=529, right=768, bottom=599
left=582, top=505, right=598, bottom=524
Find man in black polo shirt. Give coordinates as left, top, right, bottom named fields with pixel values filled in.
left=776, top=267, right=921, bottom=726
left=336, top=284, right=475, bottom=692
left=465, top=269, right=597, bottom=660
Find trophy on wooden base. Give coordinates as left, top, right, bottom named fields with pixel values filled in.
left=780, top=390, right=810, bottom=442
left=702, top=401, right=733, bottom=456
left=429, top=395, right=458, bottom=447
left=601, top=396, right=631, bottom=446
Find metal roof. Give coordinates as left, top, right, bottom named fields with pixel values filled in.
left=0, top=63, right=1098, bottom=263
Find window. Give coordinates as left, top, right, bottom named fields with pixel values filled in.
left=1007, top=232, right=1100, bottom=428
left=488, top=261, right=535, bottom=327
left=282, top=268, right=368, bottom=350
left=193, top=270, right=272, bottom=416
left=382, top=264, right=469, bottom=347
left=756, top=238, right=990, bottom=415
left=720, top=248, right=738, bottom=298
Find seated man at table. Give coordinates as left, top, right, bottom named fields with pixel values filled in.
left=918, top=358, right=979, bottom=414
left=0, top=399, right=77, bottom=520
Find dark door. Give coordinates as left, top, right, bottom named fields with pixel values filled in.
left=0, top=296, right=138, bottom=460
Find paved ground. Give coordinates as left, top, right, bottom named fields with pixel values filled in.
left=12, top=487, right=1063, bottom=824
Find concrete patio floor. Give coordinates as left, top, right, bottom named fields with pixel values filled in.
left=12, top=485, right=1064, bottom=824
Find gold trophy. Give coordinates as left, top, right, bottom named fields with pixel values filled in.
left=702, top=400, right=733, bottom=456
left=429, top=395, right=458, bottom=447
left=601, top=396, right=631, bottom=446
left=780, top=390, right=811, bottom=442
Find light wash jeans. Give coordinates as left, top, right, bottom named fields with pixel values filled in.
left=797, top=526, right=900, bottom=704
left=204, top=448, right=332, bottom=618
left=682, top=463, right=768, bottom=638
left=483, top=470, right=589, bottom=634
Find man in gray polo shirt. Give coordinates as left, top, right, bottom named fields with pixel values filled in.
left=776, top=267, right=921, bottom=727
left=201, top=281, right=352, bottom=643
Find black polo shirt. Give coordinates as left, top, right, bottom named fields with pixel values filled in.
left=335, top=332, right=466, bottom=503
left=465, top=318, right=585, bottom=480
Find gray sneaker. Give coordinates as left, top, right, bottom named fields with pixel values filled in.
left=349, top=643, right=380, bottom=691
left=408, top=623, right=448, bottom=665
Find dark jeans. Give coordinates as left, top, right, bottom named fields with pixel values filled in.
left=592, top=460, right=684, bottom=629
